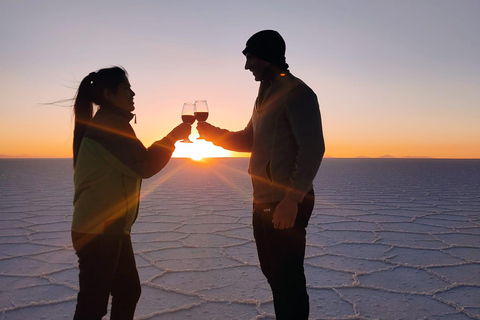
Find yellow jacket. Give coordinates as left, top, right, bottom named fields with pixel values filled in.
left=72, top=107, right=174, bottom=241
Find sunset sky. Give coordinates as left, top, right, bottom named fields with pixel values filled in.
left=1, top=0, right=479, bottom=159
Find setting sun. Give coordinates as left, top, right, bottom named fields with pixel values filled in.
left=172, top=134, right=233, bottom=161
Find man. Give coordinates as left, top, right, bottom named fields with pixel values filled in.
left=197, top=30, right=325, bottom=319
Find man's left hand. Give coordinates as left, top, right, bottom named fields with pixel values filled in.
left=272, top=197, right=298, bottom=230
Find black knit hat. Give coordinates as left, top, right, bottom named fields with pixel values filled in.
left=242, top=30, right=289, bottom=70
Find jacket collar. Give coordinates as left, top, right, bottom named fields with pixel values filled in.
left=260, top=65, right=288, bottom=84
left=97, top=105, right=135, bottom=122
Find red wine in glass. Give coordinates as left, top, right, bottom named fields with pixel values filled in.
left=194, top=112, right=209, bottom=122
left=181, top=103, right=195, bottom=143
left=194, top=100, right=209, bottom=139
left=182, top=115, right=196, bottom=124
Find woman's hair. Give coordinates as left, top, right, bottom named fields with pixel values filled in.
left=73, top=66, right=127, bottom=167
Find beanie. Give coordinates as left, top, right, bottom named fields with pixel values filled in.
left=242, top=30, right=289, bottom=70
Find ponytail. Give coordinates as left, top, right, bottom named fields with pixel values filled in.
left=73, top=74, right=95, bottom=167
left=72, top=67, right=127, bottom=167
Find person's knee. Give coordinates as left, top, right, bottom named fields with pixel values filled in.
left=123, top=280, right=141, bottom=303
left=132, top=282, right=141, bottom=302
left=112, top=279, right=141, bottom=304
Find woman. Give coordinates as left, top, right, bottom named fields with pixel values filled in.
left=71, top=66, right=190, bottom=320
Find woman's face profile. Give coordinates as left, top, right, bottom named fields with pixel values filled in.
left=104, top=77, right=136, bottom=112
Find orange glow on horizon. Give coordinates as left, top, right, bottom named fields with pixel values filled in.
left=1, top=127, right=479, bottom=160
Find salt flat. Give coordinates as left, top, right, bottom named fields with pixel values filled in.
left=0, top=158, right=479, bottom=320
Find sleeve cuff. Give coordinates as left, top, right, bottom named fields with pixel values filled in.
left=285, top=187, right=308, bottom=203
left=153, top=136, right=176, bottom=152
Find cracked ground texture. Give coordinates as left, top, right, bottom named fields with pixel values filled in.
left=0, top=158, right=479, bottom=319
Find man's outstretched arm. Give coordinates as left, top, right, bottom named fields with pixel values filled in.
left=197, top=119, right=254, bottom=152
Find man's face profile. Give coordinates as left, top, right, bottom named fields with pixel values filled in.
left=244, top=53, right=271, bottom=81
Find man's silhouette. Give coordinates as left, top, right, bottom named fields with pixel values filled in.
left=198, top=30, right=325, bottom=319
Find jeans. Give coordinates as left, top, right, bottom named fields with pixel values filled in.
left=253, top=189, right=314, bottom=320
left=72, top=233, right=141, bottom=320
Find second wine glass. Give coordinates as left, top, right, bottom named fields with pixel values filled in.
left=181, top=102, right=195, bottom=143
left=194, top=100, right=209, bottom=139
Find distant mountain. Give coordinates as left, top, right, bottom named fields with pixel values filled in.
left=379, top=154, right=395, bottom=158
left=326, top=155, right=437, bottom=159
left=354, top=155, right=435, bottom=159
left=402, top=156, right=434, bottom=159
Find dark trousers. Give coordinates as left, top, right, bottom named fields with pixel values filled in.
left=72, top=233, right=141, bottom=320
left=253, top=190, right=314, bottom=320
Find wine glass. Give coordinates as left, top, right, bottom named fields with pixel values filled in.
left=181, top=102, right=195, bottom=143
left=194, top=100, right=209, bottom=139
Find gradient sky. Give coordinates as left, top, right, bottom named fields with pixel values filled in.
left=1, top=0, right=479, bottom=159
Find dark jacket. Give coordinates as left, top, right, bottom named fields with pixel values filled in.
left=208, top=71, right=325, bottom=203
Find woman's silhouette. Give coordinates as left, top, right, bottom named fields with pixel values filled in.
left=71, top=66, right=190, bottom=320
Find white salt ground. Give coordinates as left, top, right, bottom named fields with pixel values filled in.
left=0, top=158, right=479, bottom=319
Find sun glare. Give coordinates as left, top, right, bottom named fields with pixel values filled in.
left=172, top=135, right=232, bottom=161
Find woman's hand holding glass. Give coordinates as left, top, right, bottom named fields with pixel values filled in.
left=167, top=122, right=192, bottom=143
